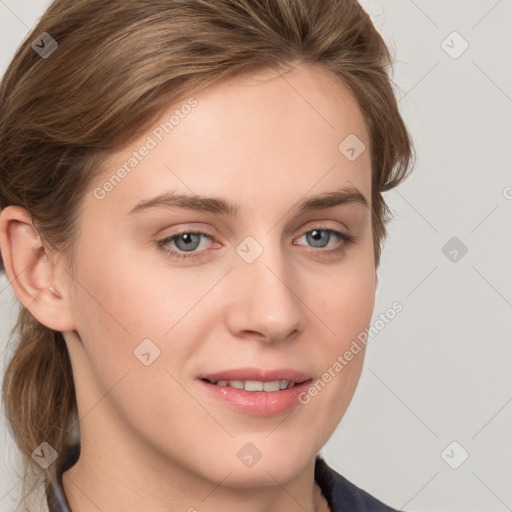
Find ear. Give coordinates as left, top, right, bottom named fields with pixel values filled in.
left=0, top=205, right=76, bottom=331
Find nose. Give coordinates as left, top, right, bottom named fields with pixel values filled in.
left=224, top=238, right=305, bottom=344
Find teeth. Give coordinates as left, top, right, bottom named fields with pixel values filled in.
left=210, top=379, right=297, bottom=391
left=245, top=380, right=263, bottom=391
left=227, top=380, right=244, bottom=389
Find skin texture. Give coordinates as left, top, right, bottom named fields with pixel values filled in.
left=0, top=63, right=375, bottom=512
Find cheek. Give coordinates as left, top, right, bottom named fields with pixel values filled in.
left=69, top=250, right=165, bottom=386
left=307, top=242, right=376, bottom=405
left=73, top=237, right=206, bottom=341
left=320, top=270, right=374, bottom=383
left=69, top=240, right=229, bottom=421
left=303, top=263, right=375, bottom=443
left=68, top=256, right=203, bottom=434
left=333, top=268, right=376, bottom=334
left=315, top=243, right=376, bottom=342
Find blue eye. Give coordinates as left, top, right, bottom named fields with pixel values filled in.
left=157, top=231, right=212, bottom=260
left=170, top=232, right=204, bottom=252
left=157, top=227, right=356, bottom=261
left=294, top=227, right=356, bottom=258
left=296, top=228, right=351, bottom=249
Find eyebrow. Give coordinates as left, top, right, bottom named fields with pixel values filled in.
left=127, top=185, right=369, bottom=217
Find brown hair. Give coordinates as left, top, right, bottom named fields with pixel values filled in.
left=0, top=0, right=414, bottom=505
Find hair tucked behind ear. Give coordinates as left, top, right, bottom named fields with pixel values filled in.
left=0, top=0, right=414, bottom=507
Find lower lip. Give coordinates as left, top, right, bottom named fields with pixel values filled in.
left=198, top=379, right=313, bottom=416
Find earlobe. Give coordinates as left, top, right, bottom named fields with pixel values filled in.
left=0, top=205, right=76, bottom=332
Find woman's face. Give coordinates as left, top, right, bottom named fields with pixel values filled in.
left=64, top=63, right=375, bottom=485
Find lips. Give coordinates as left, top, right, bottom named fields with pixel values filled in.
left=198, top=378, right=313, bottom=416
left=197, top=367, right=312, bottom=383
left=196, top=367, right=314, bottom=416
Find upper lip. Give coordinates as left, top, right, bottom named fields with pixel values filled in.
left=198, top=367, right=312, bottom=383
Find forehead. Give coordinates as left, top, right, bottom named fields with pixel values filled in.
left=89, top=63, right=371, bottom=217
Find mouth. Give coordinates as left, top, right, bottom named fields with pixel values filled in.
left=196, top=368, right=314, bottom=416
left=200, top=377, right=308, bottom=392
left=197, top=367, right=312, bottom=390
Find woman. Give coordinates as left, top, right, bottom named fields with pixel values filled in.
left=0, top=0, right=414, bottom=510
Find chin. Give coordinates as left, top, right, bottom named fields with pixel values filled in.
left=211, top=441, right=315, bottom=488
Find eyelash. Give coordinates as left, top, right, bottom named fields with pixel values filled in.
left=156, top=226, right=357, bottom=261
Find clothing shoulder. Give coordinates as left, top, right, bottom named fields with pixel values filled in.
left=314, top=455, right=404, bottom=512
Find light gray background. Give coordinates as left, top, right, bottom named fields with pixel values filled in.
left=1, top=1, right=511, bottom=511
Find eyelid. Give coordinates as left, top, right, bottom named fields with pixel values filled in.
left=297, top=218, right=351, bottom=235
